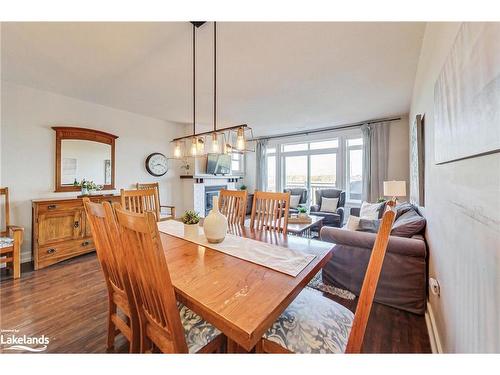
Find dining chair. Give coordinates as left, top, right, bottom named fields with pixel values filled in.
left=250, top=191, right=290, bottom=234
left=121, top=188, right=165, bottom=222
left=136, top=182, right=176, bottom=219
left=113, top=204, right=225, bottom=353
left=219, top=189, right=248, bottom=226
left=0, top=187, right=24, bottom=279
left=256, top=202, right=397, bottom=354
left=83, top=198, right=140, bottom=353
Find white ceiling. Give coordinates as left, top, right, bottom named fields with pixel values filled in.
left=1, top=22, right=425, bottom=136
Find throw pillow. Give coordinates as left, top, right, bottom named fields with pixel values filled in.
left=320, top=197, right=339, bottom=213
left=356, top=219, right=380, bottom=233
left=359, top=201, right=385, bottom=220
left=344, top=215, right=361, bottom=231
left=394, top=202, right=414, bottom=220
left=391, top=210, right=426, bottom=237
left=289, top=195, right=301, bottom=209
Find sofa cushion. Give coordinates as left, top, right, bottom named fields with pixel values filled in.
left=394, top=202, right=415, bottom=220
left=356, top=219, right=380, bottom=233
left=391, top=209, right=426, bottom=237
left=320, top=197, right=339, bottom=213
left=290, top=195, right=301, bottom=209
left=344, top=215, right=361, bottom=231
left=359, top=201, right=385, bottom=219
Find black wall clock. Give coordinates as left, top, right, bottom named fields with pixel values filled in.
left=145, top=153, right=168, bottom=177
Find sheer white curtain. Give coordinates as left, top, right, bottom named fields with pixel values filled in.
left=361, top=122, right=390, bottom=202
left=255, top=139, right=268, bottom=191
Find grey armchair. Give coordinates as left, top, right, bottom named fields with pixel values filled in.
left=284, top=188, right=308, bottom=214
left=310, top=188, right=345, bottom=227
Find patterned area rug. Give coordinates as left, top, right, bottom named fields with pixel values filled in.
left=307, top=271, right=356, bottom=300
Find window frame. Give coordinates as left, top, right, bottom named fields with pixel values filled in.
left=264, top=129, right=363, bottom=206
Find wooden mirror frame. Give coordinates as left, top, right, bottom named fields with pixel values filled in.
left=53, top=126, right=118, bottom=192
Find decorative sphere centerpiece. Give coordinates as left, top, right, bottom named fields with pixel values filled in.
left=203, top=196, right=228, bottom=244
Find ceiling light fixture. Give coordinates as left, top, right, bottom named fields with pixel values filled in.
left=171, top=22, right=254, bottom=155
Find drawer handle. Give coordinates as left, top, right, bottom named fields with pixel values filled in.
left=48, top=205, right=57, bottom=210
left=47, top=248, right=56, bottom=254
left=82, top=241, right=90, bottom=247
left=74, top=221, right=80, bottom=228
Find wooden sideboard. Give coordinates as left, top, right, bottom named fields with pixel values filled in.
left=32, top=195, right=120, bottom=270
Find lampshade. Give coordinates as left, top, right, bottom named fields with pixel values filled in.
left=383, top=180, right=406, bottom=197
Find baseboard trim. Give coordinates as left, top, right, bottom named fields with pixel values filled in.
left=425, top=301, right=443, bottom=353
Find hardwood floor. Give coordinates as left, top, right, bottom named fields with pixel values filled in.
left=0, top=253, right=431, bottom=353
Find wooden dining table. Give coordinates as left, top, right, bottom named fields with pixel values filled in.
left=160, top=224, right=334, bottom=352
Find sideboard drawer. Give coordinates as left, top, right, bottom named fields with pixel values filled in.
left=38, top=238, right=95, bottom=262
left=37, top=201, right=83, bottom=214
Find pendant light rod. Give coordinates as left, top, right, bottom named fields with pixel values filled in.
left=193, top=22, right=196, bottom=135
left=213, top=21, right=217, bottom=133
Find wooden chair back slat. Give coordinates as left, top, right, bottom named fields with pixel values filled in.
left=0, top=187, right=10, bottom=236
left=113, top=204, right=188, bottom=353
left=219, top=189, right=247, bottom=226
left=345, top=202, right=396, bottom=353
left=121, top=188, right=161, bottom=222
left=250, top=191, right=290, bottom=234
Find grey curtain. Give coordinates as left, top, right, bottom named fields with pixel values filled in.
left=255, top=139, right=268, bottom=191
left=361, top=122, right=390, bottom=202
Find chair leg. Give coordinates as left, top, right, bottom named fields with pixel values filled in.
left=106, top=297, right=117, bottom=352
left=128, top=314, right=140, bottom=353
left=13, top=242, right=21, bottom=279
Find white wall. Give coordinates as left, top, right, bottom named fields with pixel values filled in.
left=387, top=117, right=410, bottom=199
left=409, top=23, right=500, bottom=353
left=1, top=82, right=185, bottom=262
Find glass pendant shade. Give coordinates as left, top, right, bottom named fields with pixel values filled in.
left=190, top=137, right=198, bottom=156
left=212, top=133, right=220, bottom=153
left=236, top=127, right=246, bottom=151
left=174, top=141, right=182, bottom=158
left=197, top=138, right=205, bottom=154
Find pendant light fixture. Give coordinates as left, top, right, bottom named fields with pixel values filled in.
left=171, top=22, right=254, bottom=154
left=190, top=22, right=199, bottom=157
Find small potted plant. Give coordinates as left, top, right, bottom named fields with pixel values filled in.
left=297, top=206, right=308, bottom=219
left=75, top=179, right=102, bottom=196
left=239, top=184, right=247, bottom=191
left=181, top=210, right=201, bottom=238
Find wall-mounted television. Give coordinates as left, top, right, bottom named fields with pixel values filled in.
left=206, top=153, right=231, bottom=175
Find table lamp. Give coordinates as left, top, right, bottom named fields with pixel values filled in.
left=383, top=180, right=406, bottom=206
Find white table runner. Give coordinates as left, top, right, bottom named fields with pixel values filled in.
left=157, top=220, right=316, bottom=277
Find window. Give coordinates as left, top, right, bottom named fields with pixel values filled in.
left=310, top=153, right=337, bottom=205
left=346, top=137, right=363, bottom=202
left=284, top=155, right=308, bottom=189
left=310, top=139, right=339, bottom=150
left=231, top=153, right=244, bottom=175
left=267, top=155, right=276, bottom=192
left=282, top=143, right=307, bottom=152
left=264, top=131, right=364, bottom=205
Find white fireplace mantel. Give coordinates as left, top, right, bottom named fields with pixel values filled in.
left=180, top=175, right=241, bottom=217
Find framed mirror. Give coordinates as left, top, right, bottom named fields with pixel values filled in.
left=53, top=126, right=118, bottom=192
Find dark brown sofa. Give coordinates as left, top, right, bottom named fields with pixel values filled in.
left=320, top=204, right=427, bottom=315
